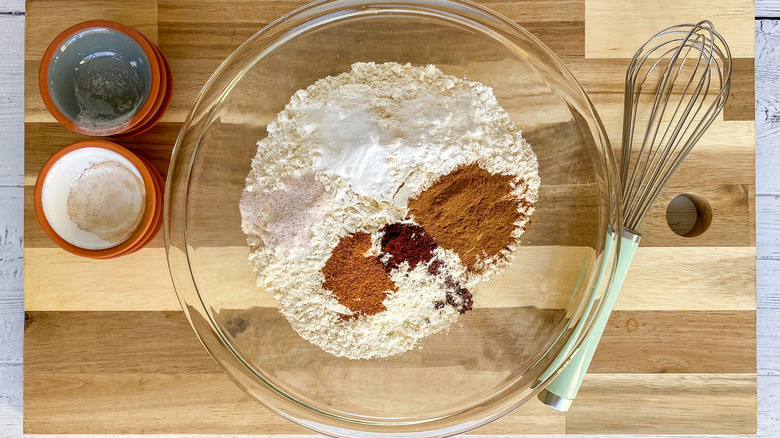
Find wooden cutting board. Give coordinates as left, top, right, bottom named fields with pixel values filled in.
left=23, top=0, right=757, bottom=434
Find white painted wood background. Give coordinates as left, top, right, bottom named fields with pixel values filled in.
left=1, top=0, right=778, bottom=436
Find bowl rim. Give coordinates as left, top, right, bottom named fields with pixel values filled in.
left=95, top=155, right=165, bottom=259
left=34, top=140, right=158, bottom=258
left=165, top=0, right=623, bottom=435
left=118, top=39, right=174, bottom=138
left=38, top=20, right=163, bottom=137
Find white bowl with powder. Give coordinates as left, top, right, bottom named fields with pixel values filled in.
left=35, top=140, right=156, bottom=258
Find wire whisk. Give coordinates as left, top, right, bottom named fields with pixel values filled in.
left=621, top=20, right=732, bottom=230
left=539, top=21, right=732, bottom=413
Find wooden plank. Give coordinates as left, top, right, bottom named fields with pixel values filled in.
left=589, top=93, right=756, bottom=155
left=23, top=183, right=753, bottom=249
left=0, top=364, right=22, bottom=434
left=0, top=15, right=24, bottom=187
left=724, top=58, right=756, bottom=121
left=24, top=245, right=755, bottom=312
left=756, top=20, right=780, bottom=195
left=23, top=311, right=218, bottom=374
left=615, top=247, right=755, bottom=311
left=584, top=0, right=754, bottom=59
left=590, top=311, right=756, bottom=373
left=24, top=248, right=178, bottom=311
left=24, top=310, right=755, bottom=376
left=758, top=194, right=780, bottom=260
left=0, top=10, right=25, bottom=438
left=563, top=57, right=754, bottom=116
left=758, top=260, right=780, bottom=376
left=158, top=0, right=584, bottom=60
left=634, top=184, right=752, bottom=247
left=23, top=371, right=565, bottom=435
left=0, top=186, right=24, bottom=366
left=756, top=0, right=780, bottom=17
left=22, top=122, right=178, bottom=181
left=566, top=373, right=757, bottom=434
left=0, top=1, right=24, bottom=13
left=0, top=187, right=23, bottom=293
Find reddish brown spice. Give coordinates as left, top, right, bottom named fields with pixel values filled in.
left=407, top=163, right=524, bottom=271
left=322, top=232, right=396, bottom=316
left=378, top=222, right=437, bottom=272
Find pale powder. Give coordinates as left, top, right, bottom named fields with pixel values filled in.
left=67, top=159, right=146, bottom=244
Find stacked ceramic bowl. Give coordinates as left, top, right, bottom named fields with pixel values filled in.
left=34, top=140, right=164, bottom=259
left=39, top=20, right=173, bottom=137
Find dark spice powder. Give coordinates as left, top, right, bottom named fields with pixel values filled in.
left=378, top=222, right=438, bottom=272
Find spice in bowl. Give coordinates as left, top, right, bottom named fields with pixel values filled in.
left=240, top=62, right=539, bottom=359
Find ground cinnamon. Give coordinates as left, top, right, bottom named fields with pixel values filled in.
left=322, top=232, right=396, bottom=316
left=407, top=163, right=524, bottom=271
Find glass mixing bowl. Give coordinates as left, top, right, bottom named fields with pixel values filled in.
left=165, top=0, right=621, bottom=435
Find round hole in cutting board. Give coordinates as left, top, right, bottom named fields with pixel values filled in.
left=665, top=193, right=712, bottom=237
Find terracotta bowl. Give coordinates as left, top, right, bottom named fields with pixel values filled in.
left=34, top=140, right=157, bottom=258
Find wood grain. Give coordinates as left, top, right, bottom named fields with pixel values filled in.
left=757, top=0, right=780, bottom=17
left=0, top=11, right=25, bottom=437
left=20, top=0, right=758, bottom=435
left=584, top=0, right=755, bottom=58
left=23, top=310, right=756, bottom=376
left=566, top=373, right=757, bottom=434
left=724, top=58, right=756, bottom=121
left=0, top=15, right=24, bottom=187
left=23, top=246, right=756, bottom=312
left=24, top=372, right=568, bottom=435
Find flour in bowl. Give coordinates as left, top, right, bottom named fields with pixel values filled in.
left=240, top=62, right=539, bottom=359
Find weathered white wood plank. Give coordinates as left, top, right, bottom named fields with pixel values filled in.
left=758, top=375, right=780, bottom=438
left=753, top=18, right=780, bottom=438
left=0, top=0, right=24, bottom=14
left=0, top=363, right=22, bottom=436
left=0, top=14, right=24, bottom=188
left=756, top=20, right=780, bottom=196
left=0, top=186, right=23, bottom=292
left=0, top=185, right=23, bottom=366
left=0, top=6, right=24, bottom=438
left=757, top=0, right=780, bottom=18
left=758, top=194, right=780, bottom=260
left=758, top=259, right=780, bottom=379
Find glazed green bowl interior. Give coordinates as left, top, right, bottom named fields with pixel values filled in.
left=165, top=0, right=620, bottom=436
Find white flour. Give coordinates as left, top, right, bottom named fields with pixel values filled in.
left=240, top=62, right=539, bottom=359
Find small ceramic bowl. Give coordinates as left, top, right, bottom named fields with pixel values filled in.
left=39, top=21, right=162, bottom=136
left=34, top=140, right=158, bottom=258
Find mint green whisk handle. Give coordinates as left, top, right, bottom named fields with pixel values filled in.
left=538, top=229, right=641, bottom=412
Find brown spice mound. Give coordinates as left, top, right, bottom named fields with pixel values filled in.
left=407, top=163, right=523, bottom=271
left=322, top=232, right=396, bottom=316
left=378, top=222, right=437, bottom=272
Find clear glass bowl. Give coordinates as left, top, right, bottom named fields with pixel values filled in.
left=165, top=0, right=621, bottom=436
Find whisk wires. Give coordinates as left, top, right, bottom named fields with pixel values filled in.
left=620, top=20, right=732, bottom=231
